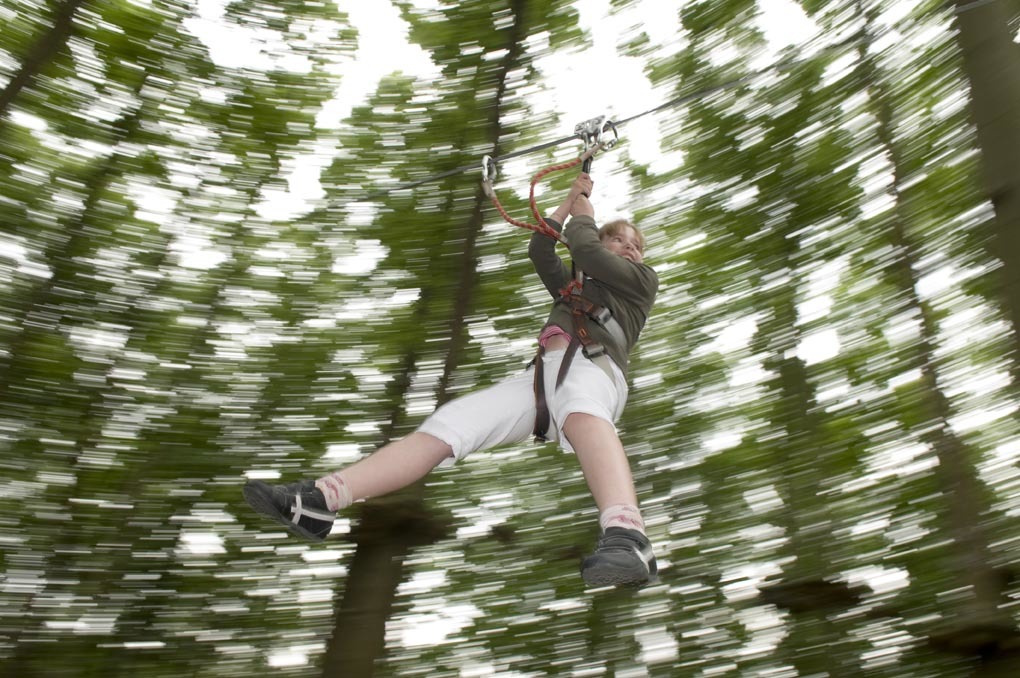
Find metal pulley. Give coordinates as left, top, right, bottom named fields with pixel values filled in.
left=574, top=115, right=619, bottom=173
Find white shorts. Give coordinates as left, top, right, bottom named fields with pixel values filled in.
left=418, top=348, right=628, bottom=465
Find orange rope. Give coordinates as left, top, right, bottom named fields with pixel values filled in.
left=529, top=156, right=584, bottom=236
left=483, top=144, right=602, bottom=244
left=487, top=191, right=561, bottom=240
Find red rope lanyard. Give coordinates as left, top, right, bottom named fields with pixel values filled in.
left=481, top=145, right=601, bottom=245
left=482, top=138, right=609, bottom=299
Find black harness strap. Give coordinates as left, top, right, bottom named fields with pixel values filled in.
left=532, top=345, right=551, bottom=441
left=532, top=293, right=613, bottom=442
left=555, top=297, right=603, bottom=387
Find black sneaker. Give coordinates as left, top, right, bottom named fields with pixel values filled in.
left=581, top=527, right=657, bottom=588
left=243, top=479, right=335, bottom=541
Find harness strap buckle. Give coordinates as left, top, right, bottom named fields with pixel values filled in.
left=592, top=305, right=613, bottom=326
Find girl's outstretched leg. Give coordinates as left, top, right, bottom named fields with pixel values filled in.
left=243, top=432, right=453, bottom=540
left=317, top=432, right=453, bottom=508
left=562, top=412, right=656, bottom=588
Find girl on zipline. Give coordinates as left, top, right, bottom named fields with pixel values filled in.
left=244, top=172, right=659, bottom=587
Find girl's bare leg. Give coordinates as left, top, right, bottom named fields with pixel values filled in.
left=564, top=412, right=655, bottom=586
left=322, top=432, right=453, bottom=504
left=561, top=412, right=638, bottom=511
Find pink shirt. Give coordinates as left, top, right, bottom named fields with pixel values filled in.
left=538, top=324, right=571, bottom=348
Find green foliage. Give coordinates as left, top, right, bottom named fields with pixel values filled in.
left=1, top=0, right=1019, bottom=675
left=681, top=0, right=758, bottom=34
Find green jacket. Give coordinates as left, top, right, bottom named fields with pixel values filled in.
left=528, top=215, right=658, bottom=378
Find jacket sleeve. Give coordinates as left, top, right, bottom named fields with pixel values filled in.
left=528, top=218, right=571, bottom=299
left=564, top=215, right=658, bottom=303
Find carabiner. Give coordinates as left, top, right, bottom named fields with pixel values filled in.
left=600, top=119, right=619, bottom=151
left=480, top=155, right=498, bottom=198
left=481, top=155, right=498, bottom=183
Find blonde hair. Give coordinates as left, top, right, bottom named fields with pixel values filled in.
left=599, top=219, right=645, bottom=252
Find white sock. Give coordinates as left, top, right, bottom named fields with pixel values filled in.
left=599, top=504, right=645, bottom=533
left=315, top=472, right=352, bottom=512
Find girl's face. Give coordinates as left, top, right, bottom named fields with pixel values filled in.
left=603, top=226, right=644, bottom=264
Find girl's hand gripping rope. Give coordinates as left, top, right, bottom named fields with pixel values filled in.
left=570, top=173, right=594, bottom=202
left=548, top=173, right=593, bottom=227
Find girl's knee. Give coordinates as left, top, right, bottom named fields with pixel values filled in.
left=408, top=431, right=455, bottom=465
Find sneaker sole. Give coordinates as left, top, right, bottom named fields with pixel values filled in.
left=581, top=562, right=652, bottom=589
left=243, top=481, right=327, bottom=542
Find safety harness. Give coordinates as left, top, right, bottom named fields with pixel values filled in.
left=531, top=287, right=627, bottom=441
left=481, top=116, right=623, bottom=441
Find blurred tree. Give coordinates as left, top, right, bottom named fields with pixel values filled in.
left=1, top=0, right=350, bottom=674
left=633, top=1, right=875, bottom=672
left=952, top=0, right=1020, bottom=382
left=316, top=0, right=586, bottom=673
left=623, top=0, right=1020, bottom=674
left=851, top=1, right=1020, bottom=670
left=3, top=0, right=1020, bottom=675
left=747, top=55, right=872, bottom=676
left=0, top=0, right=88, bottom=118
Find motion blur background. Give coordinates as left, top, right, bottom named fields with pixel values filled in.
left=2, top=0, right=1020, bottom=675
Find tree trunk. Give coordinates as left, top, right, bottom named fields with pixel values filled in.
left=953, top=0, right=1020, bottom=380
left=0, top=0, right=88, bottom=119
left=857, top=8, right=1020, bottom=662
left=319, top=184, right=488, bottom=676
left=759, top=254, right=863, bottom=677
left=320, top=3, right=531, bottom=671
left=321, top=145, right=497, bottom=671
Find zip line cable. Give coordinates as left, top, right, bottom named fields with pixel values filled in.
left=353, top=32, right=865, bottom=203
left=359, top=133, right=577, bottom=200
